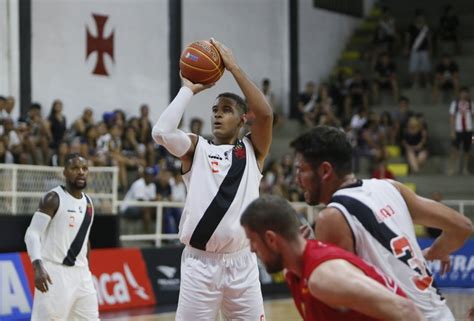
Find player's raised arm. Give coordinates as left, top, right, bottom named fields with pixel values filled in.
left=211, top=38, right=273, bottom=165
left=151, top=75, right=214, bottom=164
left=390, top=180, right=473, bottom=261
left=309, top=259, right=425, bottom=321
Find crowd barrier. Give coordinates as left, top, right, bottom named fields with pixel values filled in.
left=1, top=238, right=473, bottom=320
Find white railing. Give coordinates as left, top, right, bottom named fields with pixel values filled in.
left=117, top=199, right=473, bottom=246
left=0, top=164, right=119, bottom=215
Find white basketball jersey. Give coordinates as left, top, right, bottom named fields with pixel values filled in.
left=180, top=136, right=262, bottom=253
left=42, top=186, right=94, bottom=267
left=327, top=179, right=454, bottom=321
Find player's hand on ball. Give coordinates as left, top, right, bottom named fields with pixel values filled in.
left=210, top=38, right=238, bottom=72
left=180, top=72, right=215, bottom=95
left=33, top=260, right=53, bottom=293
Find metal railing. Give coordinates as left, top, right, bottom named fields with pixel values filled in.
left=117, top=199, right=473, bottom=246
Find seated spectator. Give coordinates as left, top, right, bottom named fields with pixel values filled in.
left=50, top=141, right=70, bottom=167
left=405, top=10, right=432, bottom=88
left=354, top=112, right=386, bottom=172
left=392, top=96, right=414, bottom=144
left=2, top=96, right=15, bottom=121
left=25, top=103, right=50, bottom=164
left=372, top=52, right=399, bottom=102
left=371, top=158, right=396, bottom=179
left=293, top=81, right=317, bottom=126
left=402, top=116, right=428, bottom=174
left=344, top=69, right=369, bottom=117
left=120, top=166, right=158, bottom=233
left=1, top=118, right=22, bottom=162
left=437, top=5, right=461, bottom=54
left=448, top=86, right=473, bottom=175
left=0, top=96, right=7, bottom=123
left=0, top=140, right=14, bottom=163
left=47, top=99, right=67, bottom=150
left=164, top=170, right=186, bottom=236
left=312, top=84, right=336, bottom=126
left=432, top=54, right=460, bottom=102
left=380, top=111, right=397, bottom=145
left=69, top=108, right=94, bottom=140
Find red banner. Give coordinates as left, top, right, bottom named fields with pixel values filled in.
left=89, top=248, right=156, bottom=311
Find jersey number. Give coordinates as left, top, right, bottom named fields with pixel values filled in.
left=390, top=236, right=433, bottom=291
left=211, top=161, right=219, bottom=173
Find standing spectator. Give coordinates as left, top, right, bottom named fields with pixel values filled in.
left=448, top=87, right=473, bottom=175
left=437, top=5, right=461, bottom=54
left=47, top=100, right=67, bottom=150
left=402, top=116, right=429, bottom=174
left=164, top=170, right=186, bottom=236
left=372, top=6, right=398, bottom=61
left=372, top=52, right=399, bottom=102
left=138, top=104, right=152, bottom=144
left=261, top=78, right=281, bottom=127
left=0, top=96, right=6, bottom=122
left=432, top=54, right=460, bottom=102
left=120, top=167, right=157, bottom=233
left=406, top=10, right=432, bottom=88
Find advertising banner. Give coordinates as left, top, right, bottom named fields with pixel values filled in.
left=89, top=248, right=156, bottom=311
left=418, top=238, right=474, bottom=288
left=141, top=246, right=184, bottom=306
left=0, top=253, right=33, bottom=321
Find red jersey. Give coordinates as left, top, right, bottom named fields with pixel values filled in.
left=285, top=240, right=406, bottom=321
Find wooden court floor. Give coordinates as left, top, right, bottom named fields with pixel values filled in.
left=102, top=292, right=474, bottom=321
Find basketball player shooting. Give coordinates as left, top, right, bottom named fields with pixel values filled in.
left=291, top=126, right=473, bottom=321
left=24, top=154, right=99, bottom=321
left=152, top=38, right=273, bottom=320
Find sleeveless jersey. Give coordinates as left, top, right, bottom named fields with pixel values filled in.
left=42, top=186, right=94, bottom=267
left=285, top=240, right=406, bottom=321
left=327, top=179, right=453, bottom=320
left=180, top=135, right=262, bottom=253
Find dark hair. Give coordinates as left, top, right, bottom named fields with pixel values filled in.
left=64, top=153, right=84, bottom=168
left=240, top=195, right=301, bottom=241
left=30, top=103, right=42, bottom=110
left=0, top=96, right=6, bottom=102
left=217, top=92, right=248, bottom=114
left=190, top=117, right=203, bottom=126
left=290, top=126, right=352, bottom=177
left=399, top=96, right=410, bottom=104
left=460, top=86, right=470, bottom=93
left=262, top=78, right=270, bottom=86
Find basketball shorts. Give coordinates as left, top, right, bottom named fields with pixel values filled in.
left=176, top=246, right=265, bottom=321
left=31, top=260, right=99, bottom=321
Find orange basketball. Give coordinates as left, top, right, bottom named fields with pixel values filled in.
left=180, top=40, right=225, bottom=85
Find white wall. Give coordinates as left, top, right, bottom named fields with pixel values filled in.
left=364, top=0, right=377, bottom=16
left=299, top=0, right=360, bottom=88
left=182, top=0, right=288, bottom=134
left=0, top=0, right=20, bottom=119
left=31, top=0, right=169, bottom=125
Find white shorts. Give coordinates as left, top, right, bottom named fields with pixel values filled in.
left=424, top=304, right=454, bottom=321
left=409, top=50, right=431, bottom=73
left=176, top=246, right=265, bottom=321
left=31, top=260, right=99, bottom=321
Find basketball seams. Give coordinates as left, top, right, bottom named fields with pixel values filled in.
left=180, top=60, right=220, bottom=73
left=186, top=47, right=221, bottom=71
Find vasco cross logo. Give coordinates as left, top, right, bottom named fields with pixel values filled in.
left=86, top=14, right=114, bottom=76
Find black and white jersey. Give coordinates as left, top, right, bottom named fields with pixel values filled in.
left=180, top=136, right=262, bottom=253
left=42, top=186, right=94, bottom=267
left=328, top=179, right=454, bottom=321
